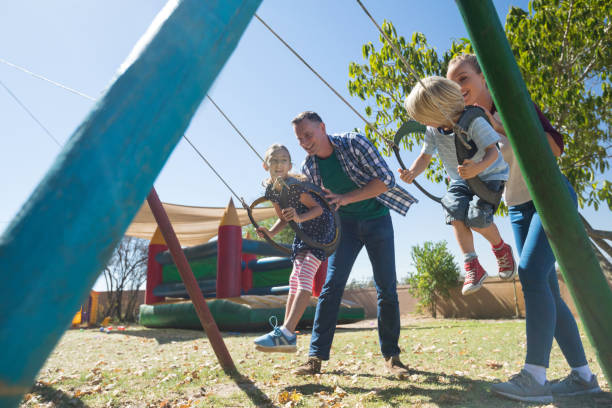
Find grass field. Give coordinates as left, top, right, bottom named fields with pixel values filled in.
left=20, top=317, right=611, bottom=407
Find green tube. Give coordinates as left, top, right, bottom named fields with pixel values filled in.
left=455, top=0, right=612, bottom=385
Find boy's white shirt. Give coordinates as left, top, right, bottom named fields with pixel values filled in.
left=421, top=116, right=509, bottom=183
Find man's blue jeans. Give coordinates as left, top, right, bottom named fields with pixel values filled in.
left=309, top=213, right=400, bottom=360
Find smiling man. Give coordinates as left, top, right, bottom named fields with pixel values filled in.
left=291, top=111, right=417, bottom=376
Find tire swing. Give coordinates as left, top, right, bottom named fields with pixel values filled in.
left=244, top=178, right=341, bottom=257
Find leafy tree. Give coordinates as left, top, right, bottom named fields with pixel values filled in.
left=505, top=0, right=611, bottom=211
left=348, top=0, right=611, bottom=278
left=243, top=210, right=296, bottom=245
left=101, top=236, right=148, bottom=322
left=404, top=241, right=460, bottom=317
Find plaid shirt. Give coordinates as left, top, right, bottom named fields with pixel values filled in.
left=301, top=132, right=417, bottom=216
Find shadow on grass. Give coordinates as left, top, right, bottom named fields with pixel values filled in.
left=113, top=328, right=204, bottom=344
left=333, top=324, right=466, bottom=334
left=27, top=381, right=90, bottom=407
left=228, top=371, right=277, bottom=408
left=110, top=327, right=261, bottom=344
left=281, top=367, right=612, bottom=407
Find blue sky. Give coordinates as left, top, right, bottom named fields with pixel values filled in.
left=1, top=1, right=610, bottom=290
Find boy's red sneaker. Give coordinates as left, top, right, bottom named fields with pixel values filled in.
left=493, top=243, right=517, bottom=280
left=462, top=257, right=488, bottom=295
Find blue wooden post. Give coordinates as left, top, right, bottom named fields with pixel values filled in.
left=0, top=0, right=261, bottom=405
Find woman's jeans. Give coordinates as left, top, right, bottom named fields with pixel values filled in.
left=508, top=177, right=587, bottom=368
left=309, top=213, right=400, bottom=360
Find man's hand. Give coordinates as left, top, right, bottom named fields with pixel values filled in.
left=398, top=168, right=417, bottom=184
left=323, top=187, right=349, bottom=210
left=457, top=159, right=480, bottom=179
left=281, top=207, right=300, bottom=223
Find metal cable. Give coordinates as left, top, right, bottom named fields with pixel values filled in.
left=355, top=0, right=463, bottom=135
left=254, top=13, right=396, bottom=148
left=182, top=135, right=247, bottom=206
left=0, top=79, right=61, bottom=146
left=206, top=95, right=265, bottom=163
left=0, top=57, right=97, bottom=101
left=0, top=57, right=258, bottom=204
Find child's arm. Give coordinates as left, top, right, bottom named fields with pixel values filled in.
left=281, top=193, right=323, bottom=223
left=398, top=152, right=432, bottom=184
left=258, top=202, right=288, bottom=237
left=457, top=143, right=498, bottom=179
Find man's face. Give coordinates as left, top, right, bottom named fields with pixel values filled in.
left=294, top=119, right=326, bottom=156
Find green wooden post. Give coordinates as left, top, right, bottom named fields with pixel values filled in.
left=455, top=0, right=612, bottom=385
left=0, top=1, right=261, bottom=406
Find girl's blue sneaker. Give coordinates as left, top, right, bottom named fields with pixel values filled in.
left=254, top=316, right=297, bottom=353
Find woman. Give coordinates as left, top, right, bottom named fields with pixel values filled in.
left=447, top=54, right=601, bottom=403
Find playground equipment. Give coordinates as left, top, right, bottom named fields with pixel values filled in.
left=70, top=291, right=99, bottom=327
left=1, top=2, right=610, bottom=407
left=138, top=200, right=364, bottom=331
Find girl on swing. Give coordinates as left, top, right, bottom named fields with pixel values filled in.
left=253, top=143, right=335, bottom=353
left=399, top=76, right=516, bottom=295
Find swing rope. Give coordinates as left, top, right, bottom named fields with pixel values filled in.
left=0, top=57, right=254, bottom=207
left=354, top=0, right=471, bottom=149
left=254, top=13, right=441, bottom=202
left=205, top=95, right=266, bottom=164
left=0, top=57, right=336, bottom=253
left=0, top=78, right=61, bottom=147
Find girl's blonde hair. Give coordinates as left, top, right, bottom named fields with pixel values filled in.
left=448, top=53, right=481, bottom=74
left=263, top=144, right=305, bottom=190
left=404, top=76, right=464, bottom=128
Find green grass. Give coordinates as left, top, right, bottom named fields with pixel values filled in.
left=20, top=318, right=610, bottom=407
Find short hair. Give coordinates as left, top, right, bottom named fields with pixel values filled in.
left=404, top=76, right=464, bottom=127
left=291, top=111, right=323, bottom=126
left=449, top=53, right=481, bottom=74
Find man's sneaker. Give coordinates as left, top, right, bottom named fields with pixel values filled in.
left=493, top=243, right=516, bottom=280
left=253, top=316, right=296, bottom=353
left=385, top=355, right=409, bottom=377
left=552, top=371, right=601, bottom=396
left=490, top=370, right=552, bottom=403
left=293, top=356, right=322, bottom=375
left=462, top=257, right=488, bottom=295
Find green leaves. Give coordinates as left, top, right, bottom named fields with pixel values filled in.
left=404, top=241, right=460, bottom=317
left=347, top=0, right=611, bottom=211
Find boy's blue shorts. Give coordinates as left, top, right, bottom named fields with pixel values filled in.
left=441, top=179, right=504, bottom=228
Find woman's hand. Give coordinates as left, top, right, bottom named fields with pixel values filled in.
left=475, top=103, right=505, bottom=135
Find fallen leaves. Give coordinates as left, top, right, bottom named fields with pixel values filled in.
left=277, top=390, right=302, bottom=406
left=485, top=360, right=504, bottom=370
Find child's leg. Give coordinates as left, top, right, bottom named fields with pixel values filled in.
left=472, top=222, right=516, bottom=280
left=284, top=253, right=304, bottom=326
left=283, top=252, right=321, bottom=333
left=467, top=181, right=517, bottom=280
left=451, top=220, right=476, bottom=255
left=452, top=220, right=488, bottom=295
left=284, top=290, right=313, bottom=333
left=471, top=222, right=502, bottom=246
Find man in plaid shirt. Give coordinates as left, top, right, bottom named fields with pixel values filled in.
left=291, top=111, right=417, bottom=376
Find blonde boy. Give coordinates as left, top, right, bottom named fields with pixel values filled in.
left=400, top=76, right=515, bottom=294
